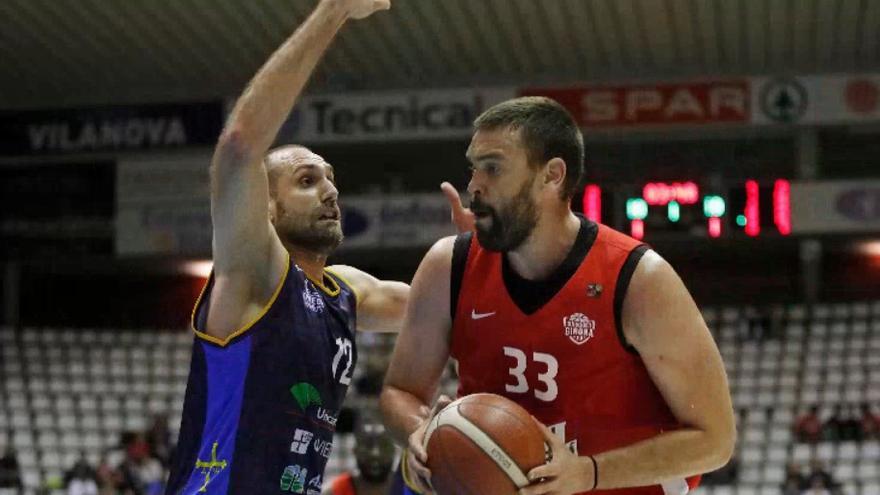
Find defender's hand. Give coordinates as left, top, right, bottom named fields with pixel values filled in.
left=441, top=182, right=475, bottom=233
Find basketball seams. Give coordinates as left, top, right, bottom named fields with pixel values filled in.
left=433, top=402, right=532, bottom=488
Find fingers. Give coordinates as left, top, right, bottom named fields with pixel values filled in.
left=518, top=478, right=558, bottom=495
left=433, top=394, right=453, bottom=413
left=532, top=416, right=565, bottom=449
left=408, top=427, right=429, bottom=463
left=440, top=182, right=463, bottom=209
left=405, top=448, right=433, bottom=493
left=527, top=462, right=559, bottom=483
left=375, top=0, right=391, bottom=11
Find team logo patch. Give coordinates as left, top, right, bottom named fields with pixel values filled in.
left=290, top=382, right=322, bottom=410
left=302, top=284, right=325, bottom=313
left=563, top=312, right=595, bottom=345
left=280, top=465, right=308, bottom=493
left=194, top=441, right=227, bottom=492
left=290, top=429, right=314, bottom=454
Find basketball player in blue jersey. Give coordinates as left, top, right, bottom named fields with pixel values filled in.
left=161, top=1, right=431, bottom=493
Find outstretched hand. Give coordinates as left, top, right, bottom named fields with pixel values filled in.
left=441, top=182, right=475, bottom=234
left=328, top=0, right=391, bottom=20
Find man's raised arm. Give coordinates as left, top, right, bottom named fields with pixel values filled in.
left=205, top=0, right=390, bottom=340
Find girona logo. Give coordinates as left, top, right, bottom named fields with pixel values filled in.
left=563, top=313, right=595, bottom=345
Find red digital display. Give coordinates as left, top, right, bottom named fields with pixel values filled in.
left=583, top=184, right=602, bottom=223
left=642, top=181, right=700, bottom=206
left=630, top=219, right=644, bottom=240
left=774, top=179, right=792, bottom=236
left=745, top=180, right=761, bottom=236
left=708, top=217, right=722, bottom=238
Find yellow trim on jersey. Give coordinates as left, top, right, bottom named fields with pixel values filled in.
left=324, top=267, right=359, bottom=307
left=305, top=270, right=341, bottom=297
left=191, top=255, right=291, bottom=347
left=400, top=449, right=424, bottom=494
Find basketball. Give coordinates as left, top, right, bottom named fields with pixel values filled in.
left=423, top=393, right=547, bottom=495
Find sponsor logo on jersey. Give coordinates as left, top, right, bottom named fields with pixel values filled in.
left=290, top=383, right=323, bottom=410
left=308, top=474, right=322, bottom=489
left=563, top=312, right=595, bottom=345
left=290, top=429, right=314, bottom=454
left=302, top=284, right=326, bottom=313
left=471, top=309, right=496, bottom=320
left=312, top=437, right=333, bottom=458
left=194, top=441, right=227, bottom=492
left=280, top=465, right=307, bottom=493
left=317, top=408, right=338, bottom=427
left=586, top=283, right=603, bottom=298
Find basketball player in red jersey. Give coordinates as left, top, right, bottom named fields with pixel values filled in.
left=380, top=97, right=736, bottom=495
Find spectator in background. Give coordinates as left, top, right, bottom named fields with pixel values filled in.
left=860, top=403, right=879, bottom=440
left=146, top=414, right=172, bottom=467
left=822, top=404, right=859, bottom=442
left=118, top=433, right=164, bottom=495
left=802, top=477, right=832, bottom=495
left=795, top=405, right=823, bottom=443
left=0, top=446, right=22, bottom=491
left=94, top=456, right=119, bottom=495
left=323, top=416, right=396, bottom=495
left=840, top=404, right=862, bottom=441
left=781, top=462, right=804, bottom=495
left=65, top=453, right=99, bottom=495
left=804, top=459, right=839, bottom=494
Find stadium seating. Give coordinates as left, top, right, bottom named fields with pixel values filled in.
left=1, top=300, right=878, bottom=493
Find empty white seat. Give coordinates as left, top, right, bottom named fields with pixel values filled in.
left=37, top=431, right=59, bottom=450
left=766, top=445, right=787, bottom=464
left=741, top=445, right=764, bottom=465
left=838, top=442, right=860, bottom=462
left=861, top=442, right=880, bottom=461
left=862, top=482, right=880, bottom=495
left=13, top=431, right=34, bottom=449
left=763, top=463, right=785, bottom=483
left=834, top=462, right=856, bottom=480
left=792, top=443, right=813, bottom=463
left=816, top=442, right=835, bottom=461
left=857, top=462, right=878, bottom=479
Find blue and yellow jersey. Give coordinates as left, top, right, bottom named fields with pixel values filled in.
left=166, top=256, right=358, bottom=495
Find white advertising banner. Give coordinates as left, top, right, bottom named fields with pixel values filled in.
left=279, top=87, right=516, bottom=143
left=752, top=74, right=880, bottom=126
left=340, top=194, right=457, bottom=249
left=115, top=155, right=212, bottom=256
left=791, top=180, right=880, bottom=234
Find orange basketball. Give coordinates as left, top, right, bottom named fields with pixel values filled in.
left=423, top=393, right=547, bottom=495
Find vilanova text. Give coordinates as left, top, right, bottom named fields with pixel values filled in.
left=28, top=118, right=188, bottom=152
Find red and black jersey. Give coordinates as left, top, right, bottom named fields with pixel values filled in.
left=449, top=217, right=700, bottom=495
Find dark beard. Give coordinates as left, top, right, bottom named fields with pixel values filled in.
left=472, top=177, right=538, bottom=252
left=275, top=216, right=343, bottom=255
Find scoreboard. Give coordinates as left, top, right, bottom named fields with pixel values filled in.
left=577, top=179, right=792, bottom=240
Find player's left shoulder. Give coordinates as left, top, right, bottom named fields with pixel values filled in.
left=325, top=264, right=377, bottom=296
left=622, top=249, right=704, bottom=347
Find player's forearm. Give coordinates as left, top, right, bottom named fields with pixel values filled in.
left=379, top=386, right=430, bottom=445
left=219, top=0, right=348, bottom=160
left=589, top=428, right=734, bottom=491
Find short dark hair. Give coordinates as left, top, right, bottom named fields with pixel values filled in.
left=474, top=96, right=584, bottom=200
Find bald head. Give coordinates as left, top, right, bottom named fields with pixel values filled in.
left=265, top=145, right=330, bottom=198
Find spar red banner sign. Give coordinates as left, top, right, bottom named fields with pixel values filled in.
left=521, top=80, right=750, bottom=128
